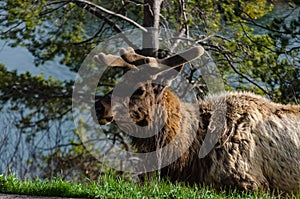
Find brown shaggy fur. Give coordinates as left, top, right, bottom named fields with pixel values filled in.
left=95, top=47, right=300, bottom=194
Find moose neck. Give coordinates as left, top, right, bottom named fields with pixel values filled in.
left=131, top=88, right=199, bottom=155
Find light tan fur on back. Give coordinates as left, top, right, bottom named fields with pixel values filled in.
left=159, top=91, right=300, bottom=193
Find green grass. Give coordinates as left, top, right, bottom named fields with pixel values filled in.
left=0, top=174, right=298, bottom=198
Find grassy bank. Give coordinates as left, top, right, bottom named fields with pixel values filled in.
left=0, top=174, right=297, bottom=198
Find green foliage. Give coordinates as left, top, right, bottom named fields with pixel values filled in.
left=1, top=0, right=97, bottom=70
left=0, top=64, right=72, bottom=131
left=1, top=0, right=299, bottom=103
left=1, top=174, right=295, bottom=198
left=0, top=174, right=90, bottom=198
left=40, top=139, right=105, bottom=181
left=176, top=0, right=299, bottom=103
left=0, top=0, right=144, bottom=71
left=162, top=0, right=273, bottom=33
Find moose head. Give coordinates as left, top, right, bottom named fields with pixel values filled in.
left=94, top=47, right=204, bottom=136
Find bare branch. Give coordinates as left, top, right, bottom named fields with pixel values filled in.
left=127, top=0, right=147, bottom=6
left=72, top=22, right=105, bottom=45
left=71, top=0, right=138, bottom=49
left=45, top=1, right=69, bottom=6
left=287, top=46, right=300, bottom=53
left=169, top=30, right=189, bottom=52
left=40, top=2, right=69, bottom=16
left=2, top=21, right=23, bottom=35
left=238, top=21, right=278, bottom=53
left=36, top=139, right=98, bottom=151
left=179, top=0, right=189, bottom=36
left=195, top=36, right=272, bottom=96
left=222, top=52, right=272, bottom=97
left=70, top=0, right=147, bottom=32
left=240, top=9, right=299, bottom=35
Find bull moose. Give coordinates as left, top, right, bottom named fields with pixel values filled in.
left=94, top=46, right=300, bottom=194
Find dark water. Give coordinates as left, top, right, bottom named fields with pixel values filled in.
left=0, top=40, right=75, bottom=80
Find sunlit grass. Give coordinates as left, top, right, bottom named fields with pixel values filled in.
left=0, top=174, right=298, bottom=198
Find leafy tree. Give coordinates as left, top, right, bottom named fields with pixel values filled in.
left=0, top=0, right=299, bottom=179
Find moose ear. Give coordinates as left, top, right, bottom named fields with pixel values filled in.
left=159, top=46, right=204, bottom=69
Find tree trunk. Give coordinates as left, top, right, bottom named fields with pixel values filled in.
left=142, top=0, right=163, bottom=56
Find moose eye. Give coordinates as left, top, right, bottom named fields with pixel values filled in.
left=133, top=87, right=146, bottom=97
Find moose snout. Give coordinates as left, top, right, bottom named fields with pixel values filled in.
left=95, top=92, right=114, bottom=125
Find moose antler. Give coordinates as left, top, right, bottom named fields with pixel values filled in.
left=94, top=46, right=205, bottom=71
left=160, top=46, right=204, bottom=68
left=120, top=47, right=157, bottom=67
left=94, top=51, right=138, bottom=70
